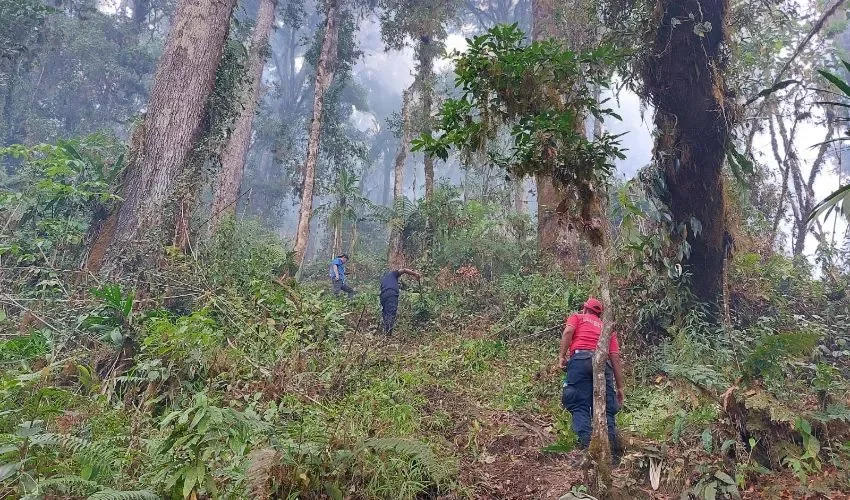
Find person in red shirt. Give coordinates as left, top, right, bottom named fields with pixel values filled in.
left=557, top=297, right=625, bottom=456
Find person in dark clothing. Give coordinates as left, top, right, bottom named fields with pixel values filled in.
left=329, top=254, right=354, bottom=299
left=379, top=268, right=421, bottom=335
left=557, top=297, right=625, bottom=462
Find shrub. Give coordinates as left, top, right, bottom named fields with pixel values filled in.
left=494, top=273, right=589, bottom=336
left=202, top=216, right=296, bottom=289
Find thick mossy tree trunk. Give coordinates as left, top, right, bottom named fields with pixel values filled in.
left=388, top=87, right=413, bottom=270
left=641, top=0, right=732, bottom=303
left=531, top=0, right=589, bottom=271
left=293, top=0, right=339, bottom=269
left=209, top=0, right=278, bottom=237
left=92, top=0, right=237, bottom=275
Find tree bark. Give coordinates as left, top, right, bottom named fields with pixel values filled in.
left=587, top=195, right=615, bottom=493
left=514, top=176, right=525, bottom=213
left=209, top=0, right=277, bottom=237
left=417, top=39, right=436, bottom=201
left=767, top=114, right=792, bottom=248
left=531, top=0, right=585, bottom=271
left=292, top=1, right=339, bottom=269
left=640, top=0, right=732, bottom=303
left=388, top=87, right=414, bottom=270
left=536, top=174, right=580, bottom=271
left=93, top=0, right=237, bottom=275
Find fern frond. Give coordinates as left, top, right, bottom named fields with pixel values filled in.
left=362, top=437, right=447, bottom=482
left=30, top=433, right=117, bottom=462
left=390, top=196, right=417, bottom=230
left=36, top=475, right=99, bottom=494
left=88, top=489, right=160, bottom=500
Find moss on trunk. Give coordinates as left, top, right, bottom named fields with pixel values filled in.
left=640, top=0, right=734, bottom=303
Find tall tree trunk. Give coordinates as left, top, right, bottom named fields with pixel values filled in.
left=92, top=0, right=237, bottom=275
left=587, top=192, right=615, bottom=493
left=768, top=110, right=802, bottom=251
left=388, top=87, right=413, bottom=270
left=292, top=1, right=339, bottom=269
left=640, top=0, right=732, bottom=303
left=349, top=221, right=359, bottom=257
left=381, top=153, right=393, bottom=206
left=767, top=114, right=792, bottom=248
left=417, top=38, right=436, bottom=201
left=514, top=177, right=525, bottom=213
left=531, top=0, right=585, bottom=271
left=332, top=220, right=342, bottom=256
left=209, top=0, right=277, bottom=237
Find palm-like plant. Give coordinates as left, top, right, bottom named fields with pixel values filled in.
left=809, top=61, right=850, bottom=223
left=318, top=168, right=376, bottom=256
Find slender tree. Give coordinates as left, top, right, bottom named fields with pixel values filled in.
left=388, top=87, right=414, bottom=269
left=293, top=0, right=340, bottom=269
left=418, top=37, right=437, bottom=201
left=379, top=0, right=457, bottom=202
left=89, top=0, right=237, bottom=274
left=209, top=0, right=278, bottom=236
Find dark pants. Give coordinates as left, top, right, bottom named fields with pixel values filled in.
left=332, top=279, right=354, bottom=299
left=561, top=351, right=620, bottom=452
left=380, top=292, right=398, bottom=334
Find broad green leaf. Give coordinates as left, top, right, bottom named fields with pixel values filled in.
left=182, top=464, right=198, bottom=499
left=809, top=183, right=850, bottom=224
left=714, top=471, right=735, bottom=485
left=0, top=461, right=22, bottom=481
left=704, top=481, right=717, bottom=500
left=701, top=429, right=713, bottom=453
left=819, top=69, right=850, bottom=98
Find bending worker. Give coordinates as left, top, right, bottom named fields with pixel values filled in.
left=558, top=297, right=625, bottom=455
left=329, top=254, right=354, bottom=299
left=379, top=268, right=422, bottom=335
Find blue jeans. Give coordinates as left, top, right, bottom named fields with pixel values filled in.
left=380, top=292, right=398, bottom=335
left=561, top=351, right=619, bottom=450
left=332, top=279, right=354, bottom=299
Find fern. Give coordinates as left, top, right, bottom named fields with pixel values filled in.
left=744, top=332, right=820, bottom=379
left=362, top=437, right=448, bottom=483
left=812, top=404, right=850, bottom=424
left=390, top=196, right=417, bottom=230
left=30, top=433, right=117, bottom=466
left=35, top=475, right=100, bottom=495
left=88, top=489, right=160, bottom=500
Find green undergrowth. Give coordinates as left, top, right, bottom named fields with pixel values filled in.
left=2, top=142, right=850, bottom=497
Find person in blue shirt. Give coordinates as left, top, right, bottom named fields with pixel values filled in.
left=379, top=268, right=421, bottom=335
left=329, top=254, right=354, bottom=298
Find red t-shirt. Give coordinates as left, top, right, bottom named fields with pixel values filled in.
left=566, top=313, right=620, bottom=355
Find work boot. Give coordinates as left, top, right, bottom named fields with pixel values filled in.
left=611, top=434, right=624, bottom=467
